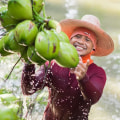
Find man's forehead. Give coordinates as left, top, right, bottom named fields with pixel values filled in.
left=74, top=33, right=91, bottom=38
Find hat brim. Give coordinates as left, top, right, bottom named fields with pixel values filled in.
left=60, top=19, right=114, bottom=56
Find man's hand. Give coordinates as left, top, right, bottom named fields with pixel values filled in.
left=70, top=57, right=89, bottom=81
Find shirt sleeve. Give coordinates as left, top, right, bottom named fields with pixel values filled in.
left=21, top=63, right=50, bottom=95
left=79, top=65, right=106, bottom=104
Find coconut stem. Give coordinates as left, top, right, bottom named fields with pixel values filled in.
left=39, top=22, right=46, bottom=31
left=42, top=0, right=47, bottom=19
left=33, top=7, right=44, bottom=22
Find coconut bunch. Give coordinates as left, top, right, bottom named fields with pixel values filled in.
left=0, top=0, right=79, bottom=68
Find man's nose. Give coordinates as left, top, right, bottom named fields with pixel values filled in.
left=79, top=37, right=85, bottom=44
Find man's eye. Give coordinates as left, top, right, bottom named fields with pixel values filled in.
left=75, top=34, right=82, bottom=38
left=86, top=38, right=90, bottom=41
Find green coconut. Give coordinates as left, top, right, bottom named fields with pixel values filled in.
left=35, top=30, right=60, bottom=61
left=0, top=7, right=19, bottom=30
left=15, top=20, right=38, bottom=46
left=0, top=35, right=12, bottom=56
left=8, top=0, right=33, bottom=20
left=53, top=30, right=70, bottom=43
left=55, top=42, right=79, bottom=68
left=33, top=0, right=44, bottom=13
left=27, top=46, right=46, bottom=65
left=4, top=30, right=22, bottom=53
left=48, top=19, right=61, bottom=33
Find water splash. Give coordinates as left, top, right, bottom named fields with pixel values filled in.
left=22, top=95, right=28, bottom=119
left=64, top=0, right=78, bottom=19
left=118, top=34, right=120, bottom=45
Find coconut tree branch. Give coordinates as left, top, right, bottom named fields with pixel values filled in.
left=4, top=55, right=22, bottom=82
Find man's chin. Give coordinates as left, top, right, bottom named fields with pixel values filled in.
left=77, top=52, right=86, bottom=56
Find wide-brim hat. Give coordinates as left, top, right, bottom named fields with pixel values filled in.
left=60, top=15, right=114, bottom=56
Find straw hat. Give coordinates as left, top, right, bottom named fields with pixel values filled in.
left=60, top=14, right=114, bottom=56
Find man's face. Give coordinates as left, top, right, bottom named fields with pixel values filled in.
left=70, top=34, right=94, bottom=56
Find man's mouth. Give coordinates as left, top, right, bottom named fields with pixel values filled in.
left=73, top=44, right=87, bottom=51
left=76, top=46, right=84, bottom=50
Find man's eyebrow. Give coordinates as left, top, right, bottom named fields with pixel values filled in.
left=85, top=36, right=91, bottom=40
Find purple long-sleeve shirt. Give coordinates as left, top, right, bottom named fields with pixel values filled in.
left=21, top=60, right=106, bottom=120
